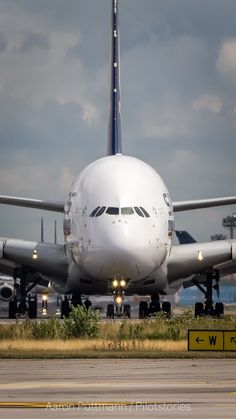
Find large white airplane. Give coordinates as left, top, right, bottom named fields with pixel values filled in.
left=1, top=0, right=236, bottom=318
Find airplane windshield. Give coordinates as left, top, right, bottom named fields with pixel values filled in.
left=90, top=206, right=150, bottom=218
left=134, top=207, right=144, bottom=217
left=140, top=207, right=150, bottom=217
left=106, top=207, right=119, bottom=215
left=89, top=206, right=100, bottom=217
left=95, top=206, right=106, bottom=217
left=121, top=207, right=134, bottom=215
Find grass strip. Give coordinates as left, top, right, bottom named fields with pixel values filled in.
left=0, top=339, right=236, bottom=358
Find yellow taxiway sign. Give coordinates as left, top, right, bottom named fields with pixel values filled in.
left=188, top=330, right=236, bottom=351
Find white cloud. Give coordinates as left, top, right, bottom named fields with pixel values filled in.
left=59, top=167, right=75, bottom=193
left=142, top=104, right=192, bottom=140
left=0, top=165, right=46, bottom=195
left=82, top=101, right=100, bottom=126
left=193, top=94, right=222, bottom=113
left=217, top=39, right=236, bottom=83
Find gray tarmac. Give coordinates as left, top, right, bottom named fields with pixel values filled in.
left=0, top=359, right=236, bottom=418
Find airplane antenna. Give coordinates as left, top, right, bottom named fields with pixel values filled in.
left=41, top=217, right=44, bottom=243
left=107, top=0, right=122, bottom=155
left=54, top=220, right=57, bottom=244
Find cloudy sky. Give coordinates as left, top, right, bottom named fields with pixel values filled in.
left=0, top=0, right=236, bottom=243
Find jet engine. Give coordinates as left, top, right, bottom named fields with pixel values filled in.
left=0, top=283, right=14, bottom=301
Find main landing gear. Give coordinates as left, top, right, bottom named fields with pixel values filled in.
left=60, top=294, right=92, bottom=318
left=8, top=268, right=39, bottom=319
left=193, top=270, right=224, bottom=317
left=106, top=279, right=131, bottom=319
left=139, top=294, right=171, bottom=319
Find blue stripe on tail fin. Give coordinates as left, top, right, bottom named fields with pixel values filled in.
left=107, top=0, right=122, bottom=155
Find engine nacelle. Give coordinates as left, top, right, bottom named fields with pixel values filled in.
left=0, top=283, right=14, bottom=301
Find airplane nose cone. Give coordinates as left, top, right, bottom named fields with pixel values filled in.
left=83, top=221, right=166, bottom=280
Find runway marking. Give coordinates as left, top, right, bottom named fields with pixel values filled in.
left=0, top=401, right=187, bottom=409
left=0, top=381, right=207, bottom=390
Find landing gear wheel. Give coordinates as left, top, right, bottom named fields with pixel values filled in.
left=28, top=299, right=37, bottom=319
left=124, top=304, right=131, bottom=318
left=162, top=301, right=171, bottom=316
left=61, top=298, right=70, bottom=318
left=84, top=299, right=92, bottom=310
left=149, top=301, right=161, bottom=315
left=71, top=293, right=82, bottom=307
left=139, top=301, right=149, bottom=319
left=215, top=302, right=224, bottom=317
left=194, top=302, right=204, bottom=317
left=9, top=299, right=17, bottom=319
left=107, top=303, right=114, bottom=319
left=204, top=303, right=215, bottom=316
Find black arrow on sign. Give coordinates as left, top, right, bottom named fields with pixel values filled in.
left=196, top=337, right=204, bottom=344
left=230, top=337, right=236, bottom=344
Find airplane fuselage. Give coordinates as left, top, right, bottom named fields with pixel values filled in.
left=64, top=155, right=176, bottom=295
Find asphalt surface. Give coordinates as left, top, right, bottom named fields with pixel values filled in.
left=0, top=359, right=236, bottom=418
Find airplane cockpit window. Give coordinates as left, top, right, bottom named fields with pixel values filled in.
left=121, top=207, right=134, bottom=215
left=95, top=206, right=106, bottom=217
left=134, top=207, right=144, bottom=217
left=95, top=207, right=106, bottom=217
left=90, top=206, right=150, bottom=218
left=140, top=207, right=150, bottom=217
left=89, top=207, right=100, bottom=217
left=106, top=207, right=119, bottom=215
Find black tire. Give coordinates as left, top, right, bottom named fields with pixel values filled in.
left=61, top=299, right=70, bottom=318
left=195, top=302, right=204, bottom=317
left=71, top=293, right=82, bottom=307
left=139, top=301, right=149, bottom=319
left=84, top=299, right=92, bottom=310
left=162, top=301, right=171, bottom=316
left=28, top=300, right=37, bottom=319
left=124, top=304, right=131, bottom=318
left=18, top=301, right=27, bottom=315
left=149, top=301, right=161, bottom=315
left=9, top=299, right=17, bottom=319
left=215, top=302, right=224, bottom=317
left=107, top=303, right=114, bottom=319
left=204, top=303, right=215, bottom=316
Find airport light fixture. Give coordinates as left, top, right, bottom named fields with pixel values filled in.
left=222, top=214, right=236, bottom=239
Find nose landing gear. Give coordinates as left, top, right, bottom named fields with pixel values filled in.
left=106, top=279, right=131, bottom=318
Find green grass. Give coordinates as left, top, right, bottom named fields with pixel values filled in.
left=0, top=308, right=235, bottom=358
left=0, top=308, right=236, bottom=341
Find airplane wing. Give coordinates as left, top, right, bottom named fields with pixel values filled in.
left=1, top=194, right=236, bottom=213
left=0, top=195, right=64, bottom=212
left=0, top=238, right=68, bottom=286
left=173, top=196, right=236, bottom=212
left=168, top=240, right=236, bottom=285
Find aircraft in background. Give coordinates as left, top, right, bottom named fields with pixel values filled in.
left=0, top=0, right=236, bottom=319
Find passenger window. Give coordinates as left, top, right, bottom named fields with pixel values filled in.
left=121, top=207, right=134, bottom=215
left=134, top=207, right=144, bottom=217
left=106, top=207, right=119, bottom=215
left=140, top=207, right=150, bottom=217
left=89, top=207, right=100, bottom=217
left=95, top=206, right=106, bottom=217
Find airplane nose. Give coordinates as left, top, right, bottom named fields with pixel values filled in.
left=84, top=221, right=166, bottom=280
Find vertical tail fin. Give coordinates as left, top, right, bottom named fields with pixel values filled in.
left=107, top=0, right=122, bottom=155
